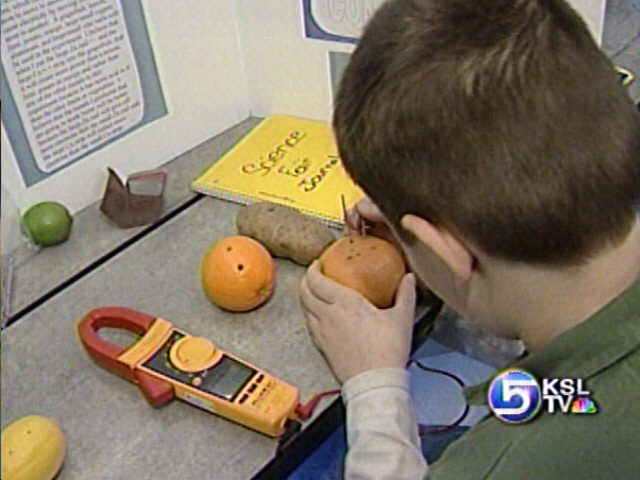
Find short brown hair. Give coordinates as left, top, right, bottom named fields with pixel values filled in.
left=333, top=0, right=640, bottom=264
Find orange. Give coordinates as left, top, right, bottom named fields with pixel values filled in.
left=201, top=236, right=276, bottom=312
left=319, top=235, right=406, bottom=308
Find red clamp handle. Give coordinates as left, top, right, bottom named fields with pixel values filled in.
left=77, top=307, right=174, bottom=406
left=77, top=306, right=155, bottom=381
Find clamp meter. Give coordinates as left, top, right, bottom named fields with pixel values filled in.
left=77, top=307, right=300, bottom=437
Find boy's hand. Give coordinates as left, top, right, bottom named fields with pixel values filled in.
left=300, top=260, right=417, bottom=383
left=346, top=196, right=396, bottom=244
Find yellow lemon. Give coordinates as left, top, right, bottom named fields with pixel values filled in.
left=1, top=415, right=67, bottom=480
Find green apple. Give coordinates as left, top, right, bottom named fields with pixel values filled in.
left=22, top=202, right=73, bottom=247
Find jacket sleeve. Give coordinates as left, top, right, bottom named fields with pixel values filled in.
left=341, top=368, right=429, bottom=480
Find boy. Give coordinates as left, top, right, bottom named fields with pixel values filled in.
left=300, top=0, right=640, bottom=478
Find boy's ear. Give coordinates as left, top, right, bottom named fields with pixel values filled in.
left=400, top=214, right=474, bottom=281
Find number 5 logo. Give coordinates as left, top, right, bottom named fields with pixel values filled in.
left=488, top=369, right=542, bottom=424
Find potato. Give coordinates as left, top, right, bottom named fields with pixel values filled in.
left=236, top=202, right=335, bottom=265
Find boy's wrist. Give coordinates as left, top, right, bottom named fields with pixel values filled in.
left=342, top=367, right=410, bottom=405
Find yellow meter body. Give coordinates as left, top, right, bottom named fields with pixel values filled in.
left=77, top=307, right=300, bottom=437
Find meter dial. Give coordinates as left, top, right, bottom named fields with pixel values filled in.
left=169, top=336, right=219, bottom=372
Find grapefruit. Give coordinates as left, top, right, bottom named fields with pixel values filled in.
left=319, top=235, right=406, bottom=308
left=201, top=236, right=276, bottom=312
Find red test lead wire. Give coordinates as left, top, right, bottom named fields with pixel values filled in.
left=295, top=389, right=342, bottom=420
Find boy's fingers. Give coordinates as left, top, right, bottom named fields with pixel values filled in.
left=393, top=273, right=417, bottom=313
left=304, top=260, right=344, bottom=304
left=305, top=259, right=368, bottom=306
left=300, top=273, right=328, bottom=315
left=356, top=197, right=387, bottom=223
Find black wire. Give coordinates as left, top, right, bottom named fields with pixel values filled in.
left=410, top=360, right=470, bottom=435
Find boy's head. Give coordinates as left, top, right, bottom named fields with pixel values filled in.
left=334, top=0, right=640, bottom=266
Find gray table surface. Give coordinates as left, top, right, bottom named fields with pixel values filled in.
left=2, top=117, right=262, bottom=319
left=1, top=196, right=340, bottom=480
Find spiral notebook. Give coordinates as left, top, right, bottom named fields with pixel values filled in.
left=191, top=115, right=363, bottom=227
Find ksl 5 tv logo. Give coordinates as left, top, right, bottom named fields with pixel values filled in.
left=487, top=368, right=598, bottom=424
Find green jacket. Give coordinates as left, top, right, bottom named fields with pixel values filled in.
left=431, top=275, right=640, bottom=479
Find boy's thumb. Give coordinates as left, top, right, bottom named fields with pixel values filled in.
left=394, top=273, right=417, bottom=312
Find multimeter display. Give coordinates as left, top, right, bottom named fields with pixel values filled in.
left=142, top=331, right=256, bottom=401
left=201, top=356, right=256, bottom=400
